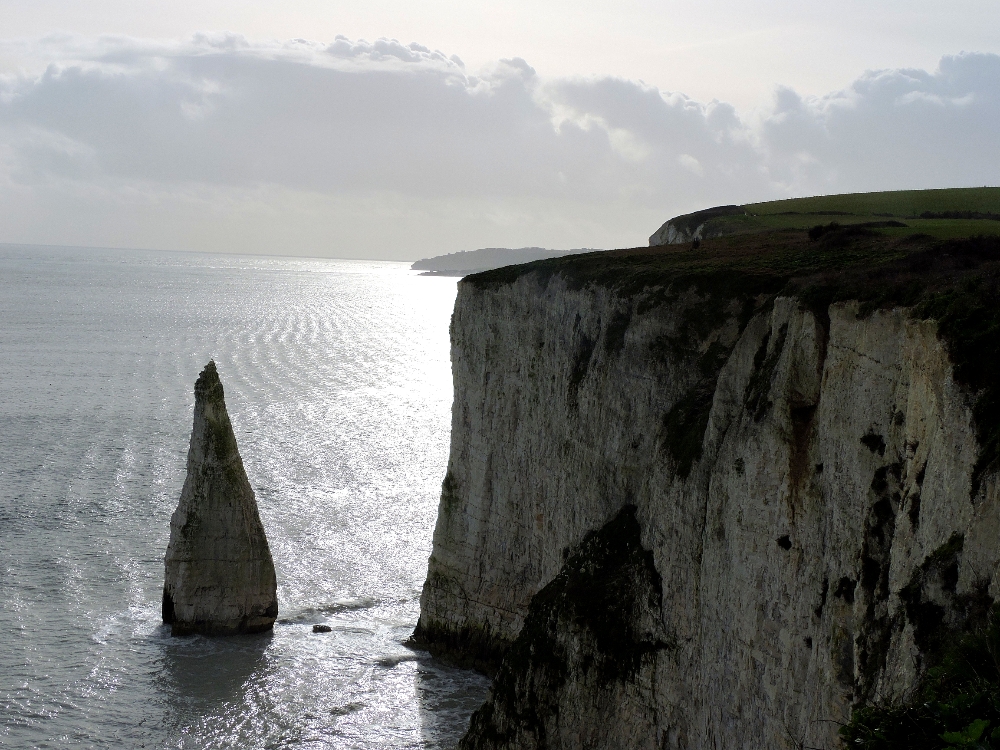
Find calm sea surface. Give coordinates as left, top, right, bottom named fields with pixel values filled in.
left=0, top=244, right=488, bottom=749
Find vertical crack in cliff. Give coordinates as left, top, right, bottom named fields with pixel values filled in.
left=855, top=462, right=902, bottom=700
left=567, top=326, right=596, bottom=410
left=788, top=405, right=818, bottom=518
left=744, top=323, right=788, bottom=423
left=661, top=381, right=718, bottom=480
left=459, top=506, right=672, bottom=750
left=658, top=297, right=775, bottom=480
left=787, top=308, right=828, bottom=517
left=603, top=308, right=633, bottom=356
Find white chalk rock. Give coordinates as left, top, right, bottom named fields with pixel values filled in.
left=162, top=361, right=277, bottom=636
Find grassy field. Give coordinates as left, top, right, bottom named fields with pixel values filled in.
left=746, top=187, right=1000, bottom=217
left=666, top=187, right=1000, bottom=240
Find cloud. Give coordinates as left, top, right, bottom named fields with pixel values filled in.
left=759, top=53, right=1000, bottom=193
left=0, top=35, right=997, bottom=258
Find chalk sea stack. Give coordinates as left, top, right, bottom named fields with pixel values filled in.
left=162, top=361, right=277, bottom=636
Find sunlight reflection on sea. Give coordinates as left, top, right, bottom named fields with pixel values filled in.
left=0, top=245, right=488, bottom=749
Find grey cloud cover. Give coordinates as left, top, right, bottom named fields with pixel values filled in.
left=0, top=33, right=996, bottom=258
left=761, top=53, right=1000, bottom=193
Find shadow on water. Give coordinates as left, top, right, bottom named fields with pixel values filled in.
left=414, top=652, right=490, bottom=750
left=156, top=625, right=273, bottom=725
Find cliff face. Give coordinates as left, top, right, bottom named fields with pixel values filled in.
left=416, top=250, right=1000, bottom=748
left=648, top=205, right=746, bottom=246
left=163, top=361, right=278, bottom=636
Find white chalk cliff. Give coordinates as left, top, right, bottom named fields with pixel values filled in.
left=163, top=361, right=277, bottom=636
left=415, top=265, right=1000, bottom=749
left=649, top=220, right=701, bottom=246
left=649, top=205, right=745, bottom=246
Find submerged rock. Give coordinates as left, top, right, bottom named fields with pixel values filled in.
left=162, top=361, right=277, bottom=636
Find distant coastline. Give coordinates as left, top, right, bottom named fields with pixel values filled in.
left=411, top=246, right=597, bottom=276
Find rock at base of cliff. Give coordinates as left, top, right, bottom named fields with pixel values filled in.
left=459, top=506, right=673, bottom=750
left=162, top=360, right=278, bottom=636
left=408, top=612, right=511, bottom=676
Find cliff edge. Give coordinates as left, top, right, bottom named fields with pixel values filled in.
left=163, top=361, right=278, bottom=636
left=415, top=227, right=1000, bottom=748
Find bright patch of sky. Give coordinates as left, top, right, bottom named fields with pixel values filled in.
left=0, top=2, right=996, bottom=258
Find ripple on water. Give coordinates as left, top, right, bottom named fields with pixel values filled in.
left=0, top=246, right=488, bottom=749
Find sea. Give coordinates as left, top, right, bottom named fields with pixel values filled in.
left=0, top=244, right=490, bottom=749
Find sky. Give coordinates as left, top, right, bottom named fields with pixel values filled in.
left=0, top=1, right=997, bottom=260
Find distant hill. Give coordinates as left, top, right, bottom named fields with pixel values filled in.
left=412, top=247, right=596, bottom=276
left=650, top=187, right=1000, bottom=246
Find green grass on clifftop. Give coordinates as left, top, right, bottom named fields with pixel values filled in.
left=647, top=187, right=1000, bottom=242
left=746, top=187, right=1000, bottom=240
left=747, top=187, right=1000, bottom=218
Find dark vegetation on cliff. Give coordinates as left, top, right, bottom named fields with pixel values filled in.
left=459, top=506, right=671, bottom=749
left=842, top=604, right=1000, bottom=750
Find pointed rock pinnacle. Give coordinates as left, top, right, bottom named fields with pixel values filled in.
left=162, top=361, right=278, bottom=635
